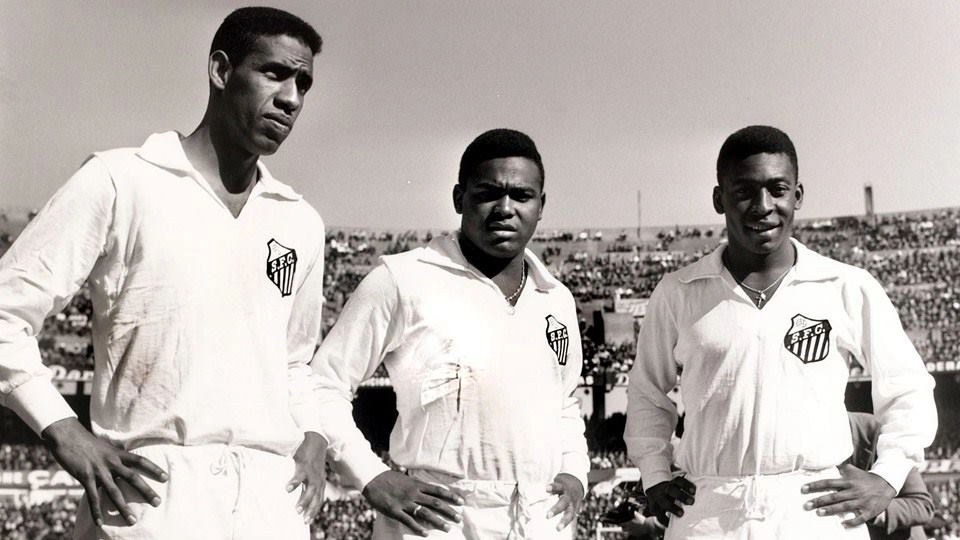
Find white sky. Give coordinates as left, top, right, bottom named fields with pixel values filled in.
left=1, top=1, right=959, bottom=230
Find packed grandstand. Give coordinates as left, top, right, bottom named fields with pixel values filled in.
left=1, top=206, right=959, bottom=539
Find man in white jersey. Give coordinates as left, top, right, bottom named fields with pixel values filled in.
left=624, top=125, right=937, bottom=539
left=0, top=7, right=328, bottom=538
left=313, top=129, right=589, bottom=539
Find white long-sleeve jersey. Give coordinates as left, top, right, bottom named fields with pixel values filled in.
left=624, top=240, right=936, bottom=492
left=0, top=132, right=326, bottom=455
left=312, top=235, right=589, bottom=491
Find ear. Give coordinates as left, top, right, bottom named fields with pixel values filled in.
left=712, top=185, right=724, bottom=214
left=453, top=183, right=464, bottom=214
left=794, top=182, right=804, bottom=210
left=538, top=192, right=546, bottom=221
left=209, top=50, right=232, bottom=91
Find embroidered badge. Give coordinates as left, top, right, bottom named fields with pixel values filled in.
left=545, top=315, right=569, bottom=366
left=266, top=239, right=297, bottom=297
left=783, top=314, right=832, bottom=364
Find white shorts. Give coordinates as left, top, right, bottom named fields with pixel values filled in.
left=372, top=470, right=573, bottom=540
left=664, top=468, right=869, bottom=540
left=74, top=444, right=309, bottom=540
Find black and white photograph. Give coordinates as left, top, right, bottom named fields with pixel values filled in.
left=1, top=2, right=958, bottom=539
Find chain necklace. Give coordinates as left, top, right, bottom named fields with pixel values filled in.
left=736, top=265, right=792, bottom=308
left=505, top=261, right=527, bottom=304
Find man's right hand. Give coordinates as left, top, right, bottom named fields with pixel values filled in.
left=362, top=470, right=464, bottom=537
left=644, top=476, right=696, bottom=526
left=42, top=418, right=168, bottom=527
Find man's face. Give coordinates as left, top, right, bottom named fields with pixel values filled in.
left=454, top=157, right=545, bottom=261
left=220, top=34, right=314, bottom=156
left=714, top=152, right=803, bottom=257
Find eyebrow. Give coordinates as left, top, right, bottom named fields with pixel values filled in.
left=728, top=176, right=792, bottom=186
left=473, top=179, right=535, bottom=190
left=260, top=61, right=314, bottom=90
left=472, top=183, right=539, bottom=199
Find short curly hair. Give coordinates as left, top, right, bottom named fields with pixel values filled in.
left=211, top=7, right=322, bottom=65
left=716, top=125, right=798, bottom=184
left=458, top=129, right=545, bottom=186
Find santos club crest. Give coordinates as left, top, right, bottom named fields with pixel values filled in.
left=783, top=314, right=832, bottom=364
left=266, top=239, right=297, bottom=297
left=545, top=315, right=569, bottom=365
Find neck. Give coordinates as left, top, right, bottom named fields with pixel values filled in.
left=182, top=119, right=259, bottom=195
left=723, top=240, right=796, bottom=284
left=457, top=233, right=524, bottom=280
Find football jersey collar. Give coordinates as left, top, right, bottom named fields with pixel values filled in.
left=135, top=131, right=301, bottom=201
left=677, top=238, right=838, bottom=284
left=417, top=234, right=559, bottom=292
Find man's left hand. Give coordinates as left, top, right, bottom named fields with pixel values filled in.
left=287, top=432, right=328, bottom=523
left=547, top=473, right=585, bottom=531
left=801, top=463, right=896, bottom=527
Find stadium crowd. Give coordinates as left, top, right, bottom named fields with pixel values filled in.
left=0, top=497, right=76, bottom=540
left=0, top=444, right=57, bottom=470
left=310, top=497, right=377, bottom=540
left=583, top=340, right=638, bottom=378
left=892, top=287, right=960, bottom=332
left=931, top=480, right=960, bottom=540
left=557, top=251, right=698, bottom=302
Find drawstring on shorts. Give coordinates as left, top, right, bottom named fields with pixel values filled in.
left=506, top=483, right=534, bottom=539
left=740, top=475, right=771, bottom=521
left=210, top=447, right=246, bottom=514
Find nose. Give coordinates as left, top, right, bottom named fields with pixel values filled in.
left=750, top=189, right=774, bottom=215
left=275, top=79, right=302, bottom=115
left=492, top=194, right=515, bottom=216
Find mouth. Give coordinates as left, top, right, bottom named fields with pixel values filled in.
left=746, top=222, right=779, bottom=234
left=264, top=114, right=292, bottom=133
left=487, top=223, right=518, bottom=233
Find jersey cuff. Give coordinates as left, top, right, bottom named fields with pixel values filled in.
left=290, top=405, right=325, bottom=436
left=637, top=455, right=674, bottom=492
left=328, top=445, right=392, bottom=492
left=354, top=460, right=392, bottom=492
left=7, top=378, right=77, bottom=435
left=869, top=456, right=912, bottom=494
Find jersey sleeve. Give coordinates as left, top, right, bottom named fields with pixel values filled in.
left=0, top=157, right=115, bottom=434
left=286, top=214, right=327, bottom=435
left=311, top=263, right=404, bottom=489
left=851, top=271, right=937, bottom=492
left=624, top=279, right=681, bottom=490
left=557, top=293, right=589, bottom=493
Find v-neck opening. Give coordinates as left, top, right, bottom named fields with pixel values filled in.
left=721, top=264, right=795, bottom=311
left=190, top=170, right=260, bottom=222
